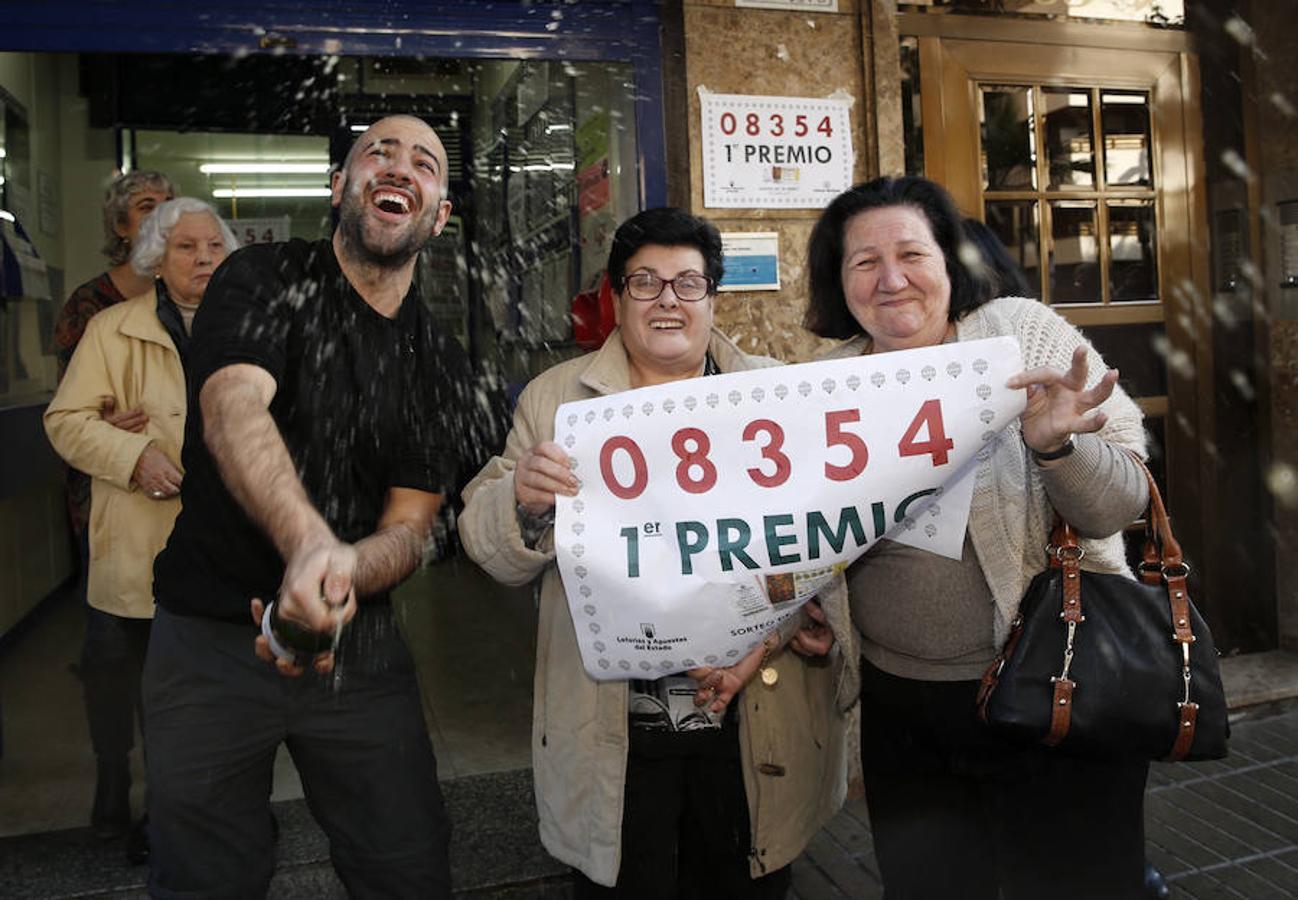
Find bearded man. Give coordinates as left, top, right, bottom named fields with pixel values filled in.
left=144, top=116, right=468, bottom=899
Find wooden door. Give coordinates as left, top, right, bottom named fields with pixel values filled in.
left=902, top=22, right=1247, bottom=643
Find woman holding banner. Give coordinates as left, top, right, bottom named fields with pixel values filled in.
left=806, top=176, right=1150, bottom=899
left=460, top=207, right=855, bottom=897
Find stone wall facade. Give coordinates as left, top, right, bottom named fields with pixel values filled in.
left=681, top=0, right=870, bottom=363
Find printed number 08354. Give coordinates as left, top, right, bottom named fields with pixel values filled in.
left=597, top=399, right=952, bottom=500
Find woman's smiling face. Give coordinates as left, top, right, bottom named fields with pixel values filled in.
left=616, top=243, right=715, bottom=386
left=841, top=204, right=953, bottom=352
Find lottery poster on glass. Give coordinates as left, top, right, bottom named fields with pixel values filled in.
left=700, top=91, right=853, bottom=209
left=232, top=216, right=290, bottom=247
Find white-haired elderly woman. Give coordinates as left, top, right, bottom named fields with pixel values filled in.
left=44, top=198, right=237, bottom=845
left=50, top=170, right=176, bottom=841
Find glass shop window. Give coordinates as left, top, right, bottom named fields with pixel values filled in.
left=0, top=51, right=645, bottom=400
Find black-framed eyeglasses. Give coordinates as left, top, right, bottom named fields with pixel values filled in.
left=621, top=272, right=714, bottom=302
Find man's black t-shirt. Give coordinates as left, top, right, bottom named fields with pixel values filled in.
left=154, top=238, right=469, bottom=623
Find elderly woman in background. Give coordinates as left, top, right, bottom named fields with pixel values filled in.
left=806, top=176, right=1150, bottom=899
left=54, top=171, right=178, bottom=379
left=54, top=171, right=178, bottom=459
left=44, top=198, right=237, bottom=847
left=49, top=171, right=177, bottom=839
left=460, top=207, right=853, bottom=898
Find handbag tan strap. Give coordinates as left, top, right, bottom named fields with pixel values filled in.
left=1138, top=461, right=1202, bottom=761
left=1037, top=457, right=1202, bottom=760
left=1043, top=520, right=1082, bottom=747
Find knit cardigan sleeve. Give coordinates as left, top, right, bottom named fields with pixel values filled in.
left=958, top=296, right=1148, bottom=645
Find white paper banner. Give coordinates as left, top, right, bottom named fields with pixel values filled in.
left=554, top=337, right=1026, bottom=681
left=701, top=92, right=854, bottom=209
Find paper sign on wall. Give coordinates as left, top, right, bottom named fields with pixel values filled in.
left=736, top=0, right=839, bottom=10
left=720, top=232, right=780, bottom=292
left=701, top=92, right=853, bottom=209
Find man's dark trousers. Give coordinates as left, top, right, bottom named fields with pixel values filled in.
left=143, top=602, right=451, bottom=899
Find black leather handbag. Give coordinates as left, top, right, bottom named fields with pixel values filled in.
left=976, top=462, right=1229, bottom=761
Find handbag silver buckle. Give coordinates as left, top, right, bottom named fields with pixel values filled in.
left=1050, top=544, right=1085, bottom=562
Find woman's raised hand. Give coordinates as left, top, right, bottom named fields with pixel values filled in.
left=1007, top=345, right=1118, bottom=455
left=514, top=441, right=578, bottom=516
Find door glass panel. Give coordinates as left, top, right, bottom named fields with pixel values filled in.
left=978, top=78, right=1161, bottom=311
left=1049, top=200, right=1100, bottom=303
left=900, top=37, right=924, bottom=178
left=1108, top=200, right=1158, bottom=301
left=1042, top=87, right=1095, bottom=190
left=1101, top=92, right=1152, bottom=187
left=1082, top=322, right=1168, bottom=398
left=980, top=85, right=1036, bottom=191
left=1212, top=208, right=1248, bottom=291
left=984, top=200, right=1040, bottom=297
left=901, top=2, right=1185, bottom=26
left=133, top=130, right=332, bottom=243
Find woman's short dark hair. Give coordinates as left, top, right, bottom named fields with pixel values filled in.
left=804, top=176, right=993, bottom=339
left=607, top=207, right=724, bottom=292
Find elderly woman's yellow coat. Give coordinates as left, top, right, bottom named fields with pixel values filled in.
left=44, top=288, right=184, bottom=619
left=459, top=326, right=858, bottom=887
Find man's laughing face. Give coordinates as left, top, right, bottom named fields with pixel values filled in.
left=333, top=115, right=452, bottom=269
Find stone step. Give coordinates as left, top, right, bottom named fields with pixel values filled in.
left=0, top=768, right=573, bottom=899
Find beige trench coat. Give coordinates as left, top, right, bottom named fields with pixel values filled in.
left=44, top=289, right=184, bottom=619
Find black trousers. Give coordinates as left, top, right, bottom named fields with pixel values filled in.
left=142, top=604, right=451, bottom=900
left=575, top=723, right=791, bottom=900
left=858, top=658, right=1149, bottom=900
left=82, top=606, right=152, bottom=761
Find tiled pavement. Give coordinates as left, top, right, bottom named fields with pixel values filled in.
left=1144, top=712, right=1298, bottom=900
left=791, top=708, right=1298, bottom=899
left=8, top=708, right=1298, bottom=898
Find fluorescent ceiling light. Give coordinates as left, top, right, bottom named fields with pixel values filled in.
left=350, top=124, right=370, bottom=133
left=200, top=162, right=330, bottom=175
left=213, top=187, right=332, bottom=199
left=0, top=209, right=14, bottom=222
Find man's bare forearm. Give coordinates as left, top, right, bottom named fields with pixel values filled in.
left=201, top=368, right=332, bottom=560
left=350, top=488, right=442, bottom=597
left=353, top=522, right=424, bottom=596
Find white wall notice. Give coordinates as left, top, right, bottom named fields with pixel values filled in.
left=720, top=231, right=780, bottom=292
left=736, top=0, right=839, bottom=10
left=701, top=92, right=853, bottom=209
